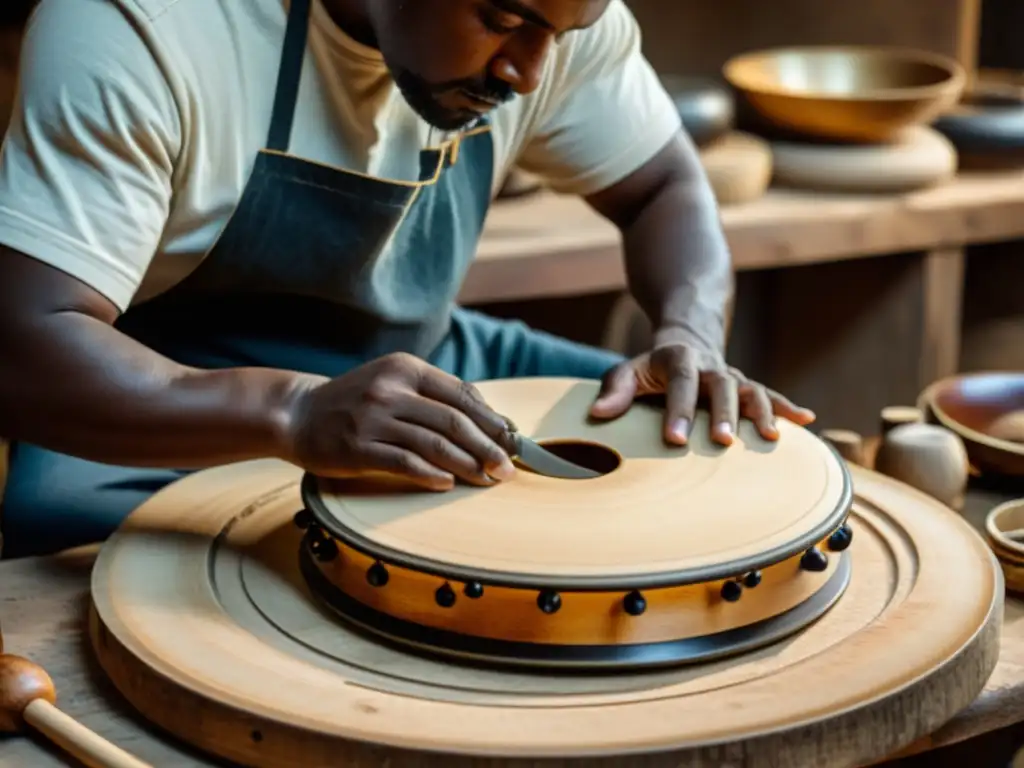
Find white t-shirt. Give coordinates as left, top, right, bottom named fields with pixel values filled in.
left=0, top=0, right=681, bottom=312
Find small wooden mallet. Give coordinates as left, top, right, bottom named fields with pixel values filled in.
left=0, top=653, right=152, bottom=768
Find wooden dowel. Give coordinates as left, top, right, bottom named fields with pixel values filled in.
left=0, top=654, right=152, bottom=768
left=24, top=699, right=151, bottom=768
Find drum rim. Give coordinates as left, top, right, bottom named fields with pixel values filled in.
left=298, top=544, right=853, bottom=670
left=300, top=442, right=854, bottom=591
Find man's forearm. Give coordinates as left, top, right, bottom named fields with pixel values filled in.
left=585, top=131, right=735, bottom=356
left=0, top=310, right=317, bottom=468
left=621, top=162, right=734, bottom=355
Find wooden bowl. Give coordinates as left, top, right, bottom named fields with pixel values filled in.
left=660, top=75, right=735, bottom=148
left=984, top=498, right=1024, bottom=593
left=918, top=372, right=1024, bottom=477
left=723, top=46, right=965, bottom=143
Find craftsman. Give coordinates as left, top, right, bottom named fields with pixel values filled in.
left=0, top=0, right=814, bottom=558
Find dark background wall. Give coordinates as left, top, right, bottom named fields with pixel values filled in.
left=979, top=0, right=1024, bottom=70
left=0, top=2, right=32, bottom=27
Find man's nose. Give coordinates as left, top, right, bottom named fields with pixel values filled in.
left=489, top=33, right=551, bottom=95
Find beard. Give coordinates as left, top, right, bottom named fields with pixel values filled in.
left=392, top=67, right=516, bottom=131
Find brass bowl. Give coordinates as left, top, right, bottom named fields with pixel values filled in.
left=918, top=372, right=1024, bottom=477
left=723, top=46, right=965, bottom=142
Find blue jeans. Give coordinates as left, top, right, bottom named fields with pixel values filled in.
left=1, top=308, right=623, bottom=558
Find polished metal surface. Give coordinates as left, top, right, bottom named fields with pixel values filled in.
left=735, top=49, right=955, bottom=95
left=933, top=81, right=1024, bottom=152
left=510, top=433, right=603, bottom=480
left=724, top=46, right=965, bottom=142
left=659, top=75, right=735, bottom=147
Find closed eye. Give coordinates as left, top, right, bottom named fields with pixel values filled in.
left=479, top=7, right=523, bottom=35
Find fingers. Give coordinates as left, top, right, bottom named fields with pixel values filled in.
left=416, top=370, right=511, bottom=442
left=706, top=371, right=739, bottom=445
left=589, top=363, right=637, bottom=420
left=393, top=393, right=516, bottom=483
left=371, top=354, right=816, bottom=489
left=375, top=420, right=499, bottom=487
left=358, top=361, right=517, bottom=484
left=767, top=388, right=817, bottom=426
left=739, top=382, right=779, bottom=441
left=356, top=443, right=457, bottom=492
left=661, top=349, right=699, bottom=445
left=413, top=368, right=519, bottom=477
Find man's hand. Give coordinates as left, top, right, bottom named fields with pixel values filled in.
left=588, top=341, right=815, bottom=446
left=284, top=353, right=517, bottom=491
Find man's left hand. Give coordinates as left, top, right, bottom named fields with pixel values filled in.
left=589, top=341, right=816, bottom=446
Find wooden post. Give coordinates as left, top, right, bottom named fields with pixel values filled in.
left=956, top=0, right=983, bottom=90
left=919, top=247, right=965, bottom=389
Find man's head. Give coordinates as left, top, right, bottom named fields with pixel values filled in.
left=361, top=0, right=612, bottom=131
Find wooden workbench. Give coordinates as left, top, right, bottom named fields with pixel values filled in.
left=465, top=168, right=1024, bottom=437
left=0, top=471, right=1021, bottom=767
left=464, top=168, right=1024, bottom=305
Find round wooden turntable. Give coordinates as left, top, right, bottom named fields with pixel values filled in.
left=89, top=378, right=1003, bottom=768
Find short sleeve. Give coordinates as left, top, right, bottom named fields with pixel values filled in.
left=0, top=0, right=181, bottom=311
left=515, top=0, right=682, bottom=197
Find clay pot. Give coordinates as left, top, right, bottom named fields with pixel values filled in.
left=933, top=81, right=1024, bottom=154
left=873, top=423, right=969, bottom=511
left=660, top=75, right=735, bottom=148
left=699, top=131, right=773, bottom=206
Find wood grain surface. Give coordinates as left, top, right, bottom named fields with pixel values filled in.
left=86, top=457, right=999, bottom=768
left=0, top=467, right=1017, bottom=767
left=313, top=378, right=849, bottom=581
left=465, top=169, right=1024, bottom=304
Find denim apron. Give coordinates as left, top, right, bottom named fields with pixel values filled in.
left=1, top=0, right=623, bottom=558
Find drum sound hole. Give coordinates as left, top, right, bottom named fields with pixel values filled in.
left=534, top=440, right=622, bottom=477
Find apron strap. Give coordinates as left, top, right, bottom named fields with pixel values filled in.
left=266, top=0, right=313, bottom=152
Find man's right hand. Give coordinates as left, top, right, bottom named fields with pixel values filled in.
left=283, top=353, right=517, bottom=491
left=0, top=249, right=515, bottom=488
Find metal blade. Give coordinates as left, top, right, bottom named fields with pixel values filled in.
left=511, top=433, right=602, bottom=480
